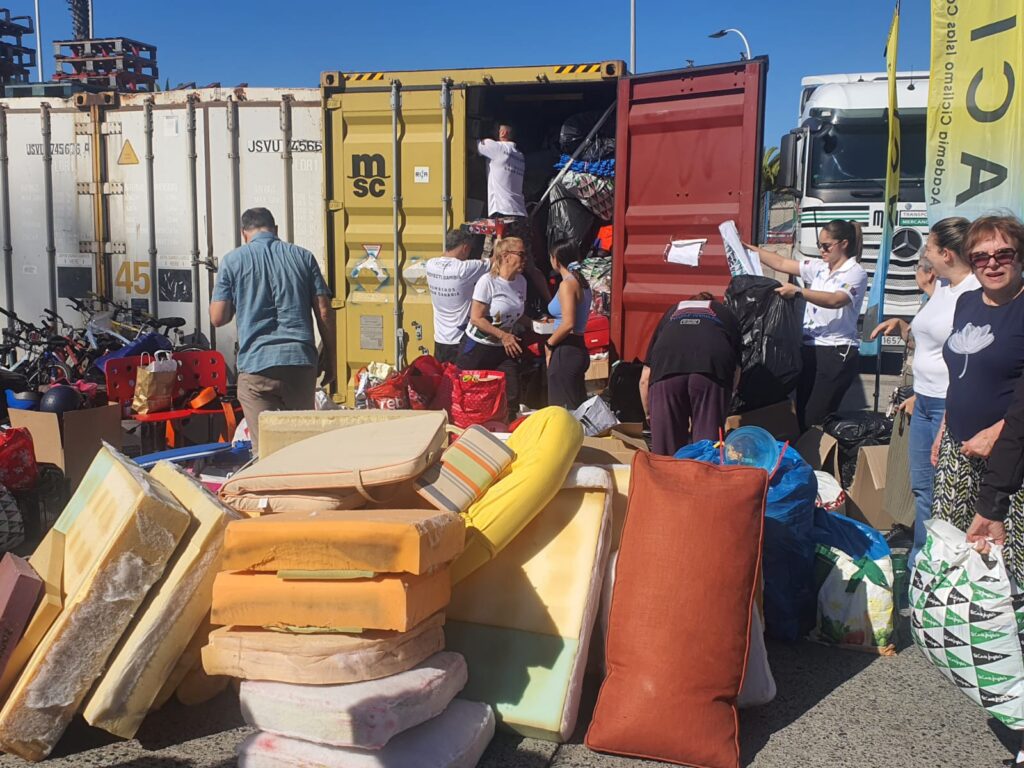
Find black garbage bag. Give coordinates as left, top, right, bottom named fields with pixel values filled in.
left=546, top=185, right=599, bottom=253
left=725, top=275, right=804, bottom=413
left=608, top=360, right=646, bottom=424
left=823, top=411, right=894, bottom=488
left=559, top=109, right=616, bottom=161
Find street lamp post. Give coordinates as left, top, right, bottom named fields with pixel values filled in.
left=708, top=28, right=752, bottom=61
left=630, top=0, right=636, bottom=73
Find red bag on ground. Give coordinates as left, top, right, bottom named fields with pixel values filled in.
left=441, top=368, right=507, bottom=429
left=0, top=428, right=39, bottom=492
left=365, top=373, right=410, bottom=410
left=405, top=355, right=446, bottom=410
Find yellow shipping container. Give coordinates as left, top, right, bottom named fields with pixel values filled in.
left=322, top=62, right=622, bottom=401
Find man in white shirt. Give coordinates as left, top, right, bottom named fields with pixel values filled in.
left=478, top=124, right=526, bottom=218
left=426, top=229, right=489, bottom=363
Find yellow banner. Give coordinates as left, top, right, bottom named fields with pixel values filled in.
left=928, top=0, right=1024, bottom=223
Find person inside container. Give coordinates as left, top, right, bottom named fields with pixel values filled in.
left=426, top=229, right=489, bottom=364
left=210, top=207, right=333, bottom=452
left=456, top=237, right=530, bottom=421
left=745, top=220, right=868, bottom=433
left=545, top=239, right=593, bottom=410
left=478, top=123, right=526, bottom=222
left=867, top=217, right=976, bottom=567
left=638, top=292, right=742, bottom=456
left=928, top=214, right=1024, bottom=586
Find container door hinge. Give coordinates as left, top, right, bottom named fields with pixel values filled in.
left=100, top=122, right=122, bottom=135
left=331, top=297, right=346, bottom=310
left=327, top=200, right=344, bottom=212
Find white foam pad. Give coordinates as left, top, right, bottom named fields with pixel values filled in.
left=237, top=698, right=495, bottom=768
left=240, top=652, right=467, bottom=749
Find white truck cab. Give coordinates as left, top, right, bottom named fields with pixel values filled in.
left=779, top=72, right=929, bottom=322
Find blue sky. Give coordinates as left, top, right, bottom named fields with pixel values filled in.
left=23, top=0, right=929, bottom=148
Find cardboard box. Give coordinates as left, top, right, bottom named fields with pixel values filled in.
left=576, top=423, right=648, bottom=465
left=845, top=444, right=892, bottom=531
left=585, top=357, right=610, bottom=382
left=725, top=400, right=800, bottom=443
left=10, top=405, right=122, bottom=492
left=794, top=427, right=840, bottom=479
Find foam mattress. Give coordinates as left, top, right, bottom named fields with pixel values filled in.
left=258, top=410, right=425, bottom=459
left=0, top=446, right=191, bottom=762
left=211, top=569, right=450, bottom=632
left=202, top=612, right=445, bottom=684
left=446, top=465, right=612, bottom=741
left=240, top=651, right=467, bottom=749
left=237, top=698, right=495, bottom=768
left=221, top=508, right=465, bottom=575
left=83, top=460, right=239, bottom=738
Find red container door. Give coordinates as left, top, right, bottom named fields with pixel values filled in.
left=611, top=59, right=768, bottom=362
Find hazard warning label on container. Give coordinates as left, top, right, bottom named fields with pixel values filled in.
left=118, top=140, right=139, bottom=165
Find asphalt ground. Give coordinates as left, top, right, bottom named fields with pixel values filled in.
left=0, top=624, right=1016, bottom=768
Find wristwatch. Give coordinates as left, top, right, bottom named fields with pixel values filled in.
left=545, top=341, right=556, bottom=351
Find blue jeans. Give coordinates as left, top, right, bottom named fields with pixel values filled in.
left=909, top=393, right=946, bottom=567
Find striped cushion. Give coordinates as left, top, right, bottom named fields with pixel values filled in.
left=416, top=426, right=516, bottom=514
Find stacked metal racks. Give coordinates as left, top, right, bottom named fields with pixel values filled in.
left=53, top=37, right=157, bottom=92
left=0, top=10, right=35, bottom=86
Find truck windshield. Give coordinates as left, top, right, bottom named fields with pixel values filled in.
left=808, top=116, right=925, bottom=199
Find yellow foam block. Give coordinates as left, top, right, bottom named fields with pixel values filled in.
left=152, top=619, right=211, bottom=711
left=201, top=613, right=446, bottom=685
left=608, top=464, right=631, bottom=551
left=83, top=461, right=240, bottom=739
left=211, top=570, right=450, bottom=632
left=0, top=530, right=63, bottom=702
left=453, top=407, right=583, bottom=584
left=0, top=446, right=191, bottom=762
left=258, top=410, right=425, bottom=459
left=221, top=509, right=465, bottom=575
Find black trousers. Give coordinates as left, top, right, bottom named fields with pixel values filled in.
left=797, top=344, right=860, bottom=433
left=455, top=338, right=521, bottom=421
left=547, top=335, right=589, bottom=410
left=434, top=341, right=460, bottom=365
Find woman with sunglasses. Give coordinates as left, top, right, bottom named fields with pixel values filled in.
left=456, top=236, right=529, bottom=421
left=928, top=215, right=1024, bottom=592
left=745, top=219, right=868, bottom=432
left=867, top=217, right=976, bottom=568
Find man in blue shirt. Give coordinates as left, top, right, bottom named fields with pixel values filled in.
left=210, top=207, right=334, bottom=450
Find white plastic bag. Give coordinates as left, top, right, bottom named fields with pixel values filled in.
left=910, top=518, right=1024, bottom=729
left=315, top=389, right=340, bottom=411
left=738, top=601, right=776, bottom=708
left=814, top=471, right=846, bottom=513
left=572, top=395, right=620, bottom=437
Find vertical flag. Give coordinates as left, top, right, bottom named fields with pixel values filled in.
left=927, top=1, right=1024, bottom=223
left=862, top=0, right=901, bottom=357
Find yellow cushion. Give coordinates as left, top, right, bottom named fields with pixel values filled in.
left=452, top=407, right=583, bottom=584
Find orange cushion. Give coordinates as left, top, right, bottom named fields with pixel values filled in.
left=585, top=453, right=767, bottom=768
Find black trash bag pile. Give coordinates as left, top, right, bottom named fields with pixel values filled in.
left=725, top=275, right=804, bottom=413
left=547, top=184, right=600, bottom=253
left=559, top=110, right=616, bottom=161
left=823, top=411, right=894, bottom=488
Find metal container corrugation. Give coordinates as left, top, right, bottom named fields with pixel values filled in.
left=0, top=87, right=324, bottom=369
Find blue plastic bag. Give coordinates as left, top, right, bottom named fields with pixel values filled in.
left=93, top=332, right=173, bottom=374
left=676, top=439, right=818, bottom=641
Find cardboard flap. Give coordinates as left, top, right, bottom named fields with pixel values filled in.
left=794, top=428, right=840, bottom=479
left=726, top=400, right=800, bottom=443
left=846, top=444, right=892, bottom=532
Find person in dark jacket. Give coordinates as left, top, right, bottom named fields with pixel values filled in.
left=638, top=292, right=742, bottom=455
left=968, top=372, right=1024, bottom=547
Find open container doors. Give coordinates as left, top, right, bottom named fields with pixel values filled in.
left=611, top=58, right=768, bottom=361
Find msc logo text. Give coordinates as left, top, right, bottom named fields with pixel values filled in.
left=348, top=153, right=388, bottom=198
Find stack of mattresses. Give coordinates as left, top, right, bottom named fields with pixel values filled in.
left=205, top=506, right=495, bottom=767
left=0, top=446, right=195, bottom=761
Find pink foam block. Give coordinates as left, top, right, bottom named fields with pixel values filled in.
left=0, top=553, right=42, bottom=680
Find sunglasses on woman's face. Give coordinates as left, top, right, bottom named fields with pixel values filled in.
left=817, top=241, right=838, bottom=253
left=969, top=248, right=1018, bottom=269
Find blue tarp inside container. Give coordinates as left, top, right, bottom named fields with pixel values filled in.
left=675, top=439, right=818, bottom=641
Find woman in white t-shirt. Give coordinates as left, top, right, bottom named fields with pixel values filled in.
left=869, top=217, right=976, bottom=566
left=747, top=219, right=869, bottom=432
left=456, top=237, right=529, bottom=420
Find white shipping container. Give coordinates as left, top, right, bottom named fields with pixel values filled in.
left=0, top=87, right=324, bottom=375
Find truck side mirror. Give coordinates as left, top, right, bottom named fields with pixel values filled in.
left=777, top=131, right=800, bottom=194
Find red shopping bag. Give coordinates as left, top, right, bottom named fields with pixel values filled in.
left=405, top=355, right=446, bottom=410
left=0, top=427, right=38, bottom=491
left=365, top=373, right=410, bottom=410
left=446, top=368, right=507, bottom=429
